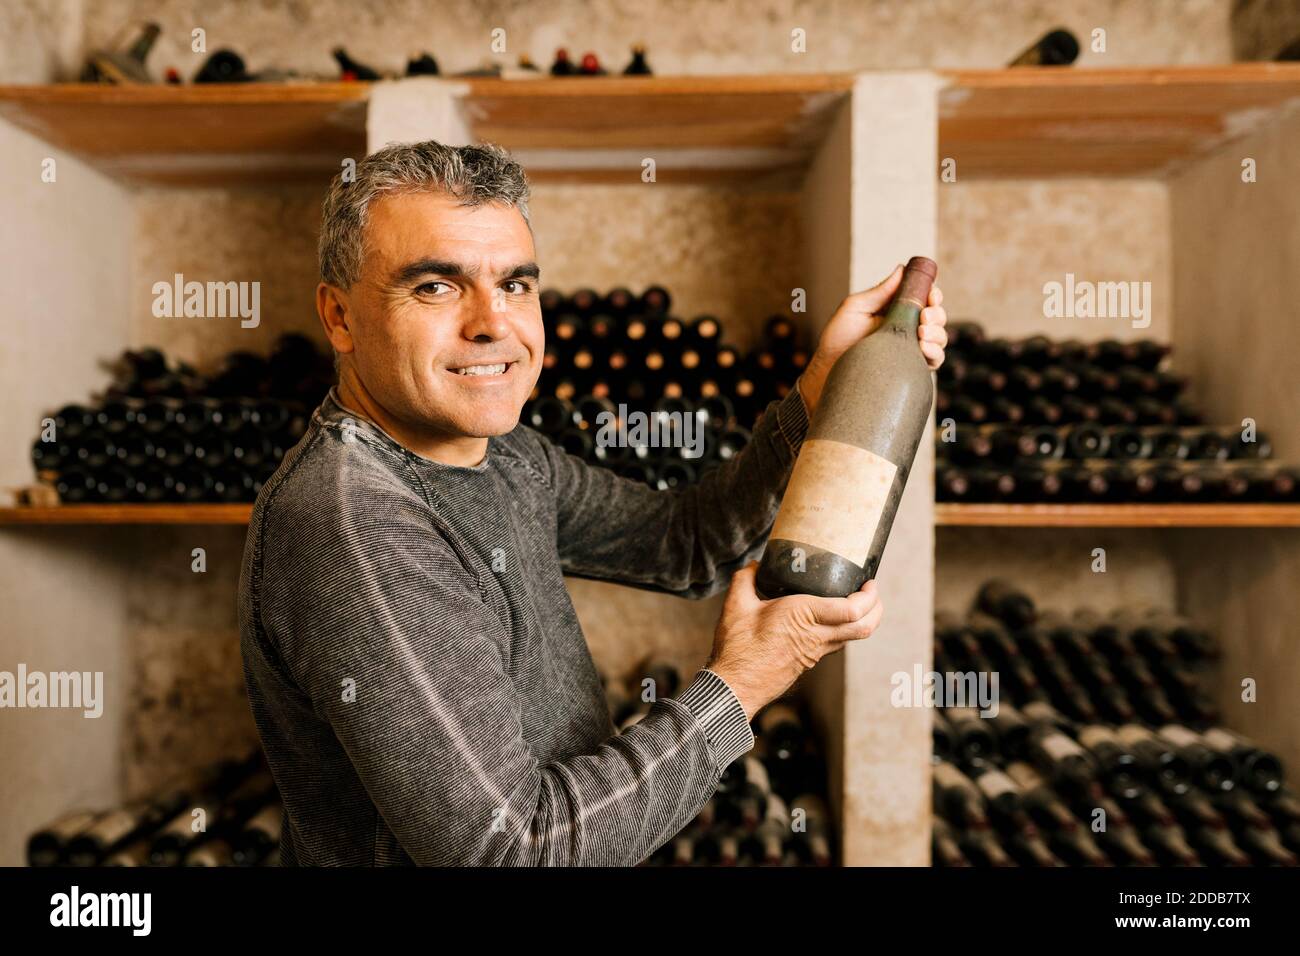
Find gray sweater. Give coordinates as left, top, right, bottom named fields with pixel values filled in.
left=239, top=383, right=810, bottom=865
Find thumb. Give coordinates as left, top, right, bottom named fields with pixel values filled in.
left=846, top=264, right=904, bottom=316
left=726, top=561, right=762, bottom=609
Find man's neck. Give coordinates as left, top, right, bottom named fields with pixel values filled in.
left=335, top=374, right=489, bottom=468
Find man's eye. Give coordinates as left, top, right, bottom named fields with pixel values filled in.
left=415, top=281, right=451, bottom=296
left=503, top=280, right=532, bottom=295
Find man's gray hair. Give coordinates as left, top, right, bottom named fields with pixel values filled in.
left=318, top=140, right=531, bottom=289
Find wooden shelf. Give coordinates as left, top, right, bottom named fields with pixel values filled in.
left=456, top=73, right=853, bottom=185
left=0, top=83, right=368, bottom=186
left=936, top=503, right=1300, bottom=527
left=0, top=505, right=252, bottom=525
left=938, top=63, right=1300, bottom=178
left=4, top=66, right=1300, bottom=186
left=6, top=502, right=1300, bottom=528
left=0, top=74, right=853, bottom=187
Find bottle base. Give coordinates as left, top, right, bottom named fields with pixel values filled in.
left=755, top=540, right=875, bottom=600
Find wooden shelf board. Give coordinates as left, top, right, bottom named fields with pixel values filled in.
left=0, top=83, right=369, bottom=186
left=4, top=68, right=1300, bottom=185
left=0, top=75, right=853, bottom=187
left=0, top=505, right=253, bottom=525
left=938, top=64, right=1300, bottom=178
left=457, top=74, right=853, bottom=185
left=4, top=502, right=1299, bottom=528
left=936, top=503, right=1300, bottom=527
left=458, top=74, right=853, bottom=149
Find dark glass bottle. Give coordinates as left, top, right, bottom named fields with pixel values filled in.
left=1159, top=725, right=1236, bottom=793
left=931, top=818, right=971, bottom=867
left=638, top=285, right=672, bottom=316
left=756, top=258, right=937, bottom=599
left=1065, top=423, right=1110, bottom=458
left=1200, top=728, right=1284, bottom=795
left=1008, top=28, right=1080, bottom=66
left=976, top=579, right=1036, bottom=630
left=527, top=396, right=579, bottom=436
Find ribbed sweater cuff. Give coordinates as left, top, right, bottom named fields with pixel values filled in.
left=775, top=377, right=811, bottom=457
left=675, top=669, right=755, bottom=770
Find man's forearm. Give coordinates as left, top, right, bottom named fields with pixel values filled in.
left=549, top=380, right=811, bottom=599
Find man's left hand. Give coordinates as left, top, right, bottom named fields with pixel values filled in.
left=797, top=264, right=947, bottom=418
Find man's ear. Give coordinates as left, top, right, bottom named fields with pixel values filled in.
left=317, top=282, right=355, bottom=355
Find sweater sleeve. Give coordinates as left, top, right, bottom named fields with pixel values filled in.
left=260, top=491, right=753, bottom=866
left=532, top=380, right=811, bottom=599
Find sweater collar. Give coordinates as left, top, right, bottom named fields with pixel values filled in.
left=316, top=387, right=497, bottom=474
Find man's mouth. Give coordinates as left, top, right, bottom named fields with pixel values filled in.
left=447, top=361, right=516, bottom=379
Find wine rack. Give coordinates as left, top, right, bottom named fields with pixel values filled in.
left=3, top=65, right=1300, bottom=868
left=932, top=581, right=1300, bottom=867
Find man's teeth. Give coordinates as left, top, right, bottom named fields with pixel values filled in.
left=455, top=363, right=508, bottom=376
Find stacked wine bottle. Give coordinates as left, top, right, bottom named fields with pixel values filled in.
left=605, top=662, right=833, bottom=866
left=936, top=322, right=1299, bottom=503
left=525, top=286, right=807, bottom=490
left=932, top=580, right=1299, bottom=867
left=27, top=752, right=281, bottom=867
left=29, top=335, right=333, bottom=504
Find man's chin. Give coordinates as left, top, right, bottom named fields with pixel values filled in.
left=457, top=406, right=527, bottom=438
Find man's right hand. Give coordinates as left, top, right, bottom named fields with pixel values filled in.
left=705, top=561, right=884, bottom=721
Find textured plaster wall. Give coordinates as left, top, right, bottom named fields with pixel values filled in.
left=937, top=180, right=1173, bottom=344
left=1168, top=107, right=1300, bottom=775
left=57, top=0, right=1237, bottom=84
left=0, top=118, right=134, bottom=865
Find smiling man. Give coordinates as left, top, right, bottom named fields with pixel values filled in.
left=239, top=140, right=946, bottom=866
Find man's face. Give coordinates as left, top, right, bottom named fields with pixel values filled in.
left=338, top=191, right=542, bottom=440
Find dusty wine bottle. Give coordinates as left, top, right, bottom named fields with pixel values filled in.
left=756, top=256, right=937, bottom=598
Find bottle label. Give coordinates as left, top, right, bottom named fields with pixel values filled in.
left=1201, top=728, right=1240, bottom=753
left=976, top=770, right=1019, bottom=801
left=771, top=439, right=897, bottom=567
left=88, top=809, right=138, bottom=846
left=1022, top=701, right=1058, bottom=724
left=1041, top=733, right=1085, bottom=760
left=1115, top=724, right=1150, bottom=747
left=1079, top=725, right=1116, bottom=750
left=1006, top=761, right=1044, bottom=790
left=46, top=810, right=100, bottom=840
left=933, top=763, right=973, bottom=792
left=1159, top=725, right=1200, bottom=748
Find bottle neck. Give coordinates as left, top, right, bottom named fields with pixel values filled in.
left=128, top=25, right=160, bottom=64
left=880, top=262, right=934, bottom=334
left=880, top=296, right=924, bottom=334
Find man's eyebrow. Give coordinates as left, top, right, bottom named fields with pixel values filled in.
left=389, top=259, right=541, bottom=285
left=391, top=259, right=468, bottom=285
left=502, top=262, right=541, bottom=282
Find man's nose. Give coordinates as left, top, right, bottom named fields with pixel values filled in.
left=462, top=289, right=511, bottom=341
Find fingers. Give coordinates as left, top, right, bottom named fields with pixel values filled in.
left=821, top=594, right=885, bottom=644
left=919, top=306, right=948, bottom=370
left=842, top=265, right=904, bottom=315
left=797, top=579, right=880, bottom=626
left=919, top=318, right=948, bottom=345
left=927, top=283, right=944, bottom=307
left=725, top=561, right=762, bottom=610
left=920, top=303, right=946, bottom=328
